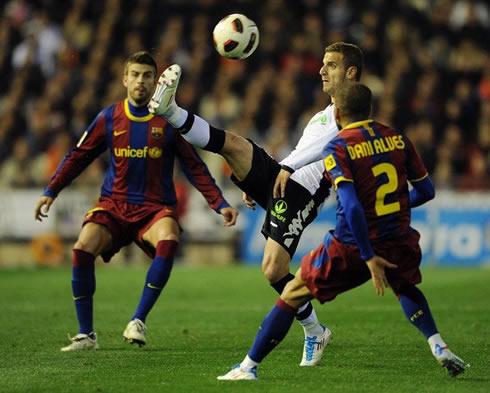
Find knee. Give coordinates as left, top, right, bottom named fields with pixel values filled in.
left=74, top=236, right=108, bottom=256
left=73, top=239, right=93, bottom=253
left=262, top=258, right=285, bottom=284
left=224, top=133, right=248, bottom=155
left=74, top=223, right=111, bottom=255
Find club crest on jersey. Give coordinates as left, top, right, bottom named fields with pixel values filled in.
left=151, top=127, right=164, bottom=139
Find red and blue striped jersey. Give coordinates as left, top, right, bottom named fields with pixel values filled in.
left=44, top=99, right=229, bottom=212
left=323, top=120, right=428, bottom=244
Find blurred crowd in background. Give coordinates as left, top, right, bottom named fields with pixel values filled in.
left=0, top=0, right=489, bottom=195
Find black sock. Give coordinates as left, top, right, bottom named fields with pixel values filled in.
left=204, top=125, right=225, bottom=153
left=271, top=273, right=295, bottom=294
left=177, top=112, right=194, bottom=134
left=271, top=273, right=313, bottom=321
left=295, top=302, right=313, bottom=321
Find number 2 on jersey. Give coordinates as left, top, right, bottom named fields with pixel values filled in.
left=372, top=163, right=400, bottom=216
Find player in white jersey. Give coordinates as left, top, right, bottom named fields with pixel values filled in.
left=149, top=42, right=364, bottom=368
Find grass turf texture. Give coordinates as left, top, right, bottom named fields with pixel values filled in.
left=0, top=265, right=489, bottom=393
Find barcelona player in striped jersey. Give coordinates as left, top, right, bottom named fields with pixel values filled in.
left=217, top=82, right=466, bottom=380
left=34, top=51, right=238, bottom=351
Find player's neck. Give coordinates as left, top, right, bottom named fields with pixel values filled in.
left=126, top=98, right=150, bottom=116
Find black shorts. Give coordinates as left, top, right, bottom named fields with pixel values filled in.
left=232, top=142, right=330, bottom=257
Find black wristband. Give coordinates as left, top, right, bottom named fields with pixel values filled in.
left=281, top=165, right=295, bottom=174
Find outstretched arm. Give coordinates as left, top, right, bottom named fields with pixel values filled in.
left=42, top=110, right=108, bottom=200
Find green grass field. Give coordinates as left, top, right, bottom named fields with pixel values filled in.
left=0, top=264, right=489, bottom=393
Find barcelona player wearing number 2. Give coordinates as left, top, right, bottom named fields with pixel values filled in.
left=34, top=51, right=238, bottom=352
left=218, top=82, right=466, bottom=380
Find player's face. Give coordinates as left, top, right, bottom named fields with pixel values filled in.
left=123, top=63, right=157, bottom=106
left=319, top=52, right=348, bottom=96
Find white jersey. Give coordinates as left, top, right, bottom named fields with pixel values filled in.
left=282, top=104, right=338, bottom=195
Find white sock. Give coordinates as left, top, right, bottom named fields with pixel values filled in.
left=304, top=324, right=325, bottom=337
left=428, top=333, right=448, bottom=355
left=167, top=106, right=188, bottom=128
left=297, top=302, right=309, bottom=315
left=177, top=114, right=211, bottom=148
left=240, top=354, right=259, bottom=370
left=297, top=304, right=318, bottom=327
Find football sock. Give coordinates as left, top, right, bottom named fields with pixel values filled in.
left=270, top=273, right=294, bottom=293
left=271, top=273, right=318, bottom=326
left=296, top=303, right=315, bottom=323
left=240, top=355, right=259, bottom=370
left=247, top=298, right=296, bottom=363
left=176, top=113, right=226, bottom=153
left=72, top=249, right=96, bottom=334
left=167, top=106, right=188, bottom=128
left=427, top=333, right=448, bottom=356
left=298, top=308, right=324, bottom=336
left=132, top=240, right=178, bottom=323
left=398, top=284, right=438, bottom=339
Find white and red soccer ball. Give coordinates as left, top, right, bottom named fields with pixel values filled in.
left=213, top=13, right=259, bottom=60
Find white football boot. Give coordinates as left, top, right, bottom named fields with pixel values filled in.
left=61, top=333, right=99, bottom=352
left=433, top=345, right=467, bottom=377
left=300, top=324, right=332, bottom=366
left=148, top=64, right=182, bottom=119
left=217, top=364, right=258, bottom=381
left=123, top=318, right=147, bottom=347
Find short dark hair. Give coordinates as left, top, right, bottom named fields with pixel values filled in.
left=325, top=42, right=364, bottom=81
left=124, top=51, right=157, bottom=75
left=335, top=81, right=372, bottom=120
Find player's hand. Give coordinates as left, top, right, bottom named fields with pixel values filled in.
left=242, top=193, right=256, bottom=210
left=365, top=255, right=397, bottom=296
left=220, top=206, right=239, bottom=227
left=273, top=169, right=292, bottom=198
left=34, top=196, right=54, bottom=222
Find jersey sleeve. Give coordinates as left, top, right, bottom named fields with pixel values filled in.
left=322, top=138, right=353, bottom=190
left=280, top=110, right=339, bottom=171
left=405, top=135, right=428, bottom=182
left=43, top=110, right=108, bottom=198
left=175, top=133, right=230, bottom=213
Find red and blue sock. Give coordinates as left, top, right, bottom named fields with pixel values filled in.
left=271, top=273, right=314, bottom=321
left=132, top=240, right=178, bottom=322
left=247, top=298, right=297, bottom=363
left=72, top=249, right=96, bottom=334
left=398, top=284, right=438, bottom=339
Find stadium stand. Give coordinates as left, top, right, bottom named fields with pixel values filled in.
left=0, top=0, right=488, bottom=266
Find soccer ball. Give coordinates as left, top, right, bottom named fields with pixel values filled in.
left=213, top=14, right=259, bottom=60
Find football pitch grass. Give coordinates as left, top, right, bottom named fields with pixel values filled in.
left=0, top=264, right=489, bottom=393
